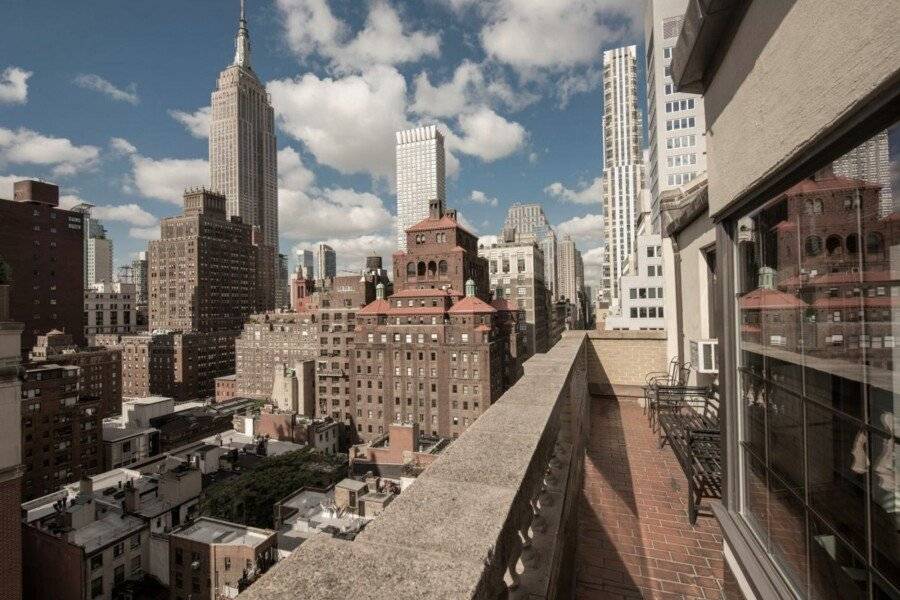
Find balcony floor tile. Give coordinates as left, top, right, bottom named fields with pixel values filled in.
left=576, top=396, right=729, bottom=600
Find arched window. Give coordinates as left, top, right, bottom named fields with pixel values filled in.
left=826, top=235, right=843, bottom=255
left=417, top=261, right=426, bottom=276
left=804, top=236, right=823, bottom=256
left=846, top=233, right=859, bottom=254
left=406, top=262, right=416, bottom=277
left=427, top=261, right=437, bottom=277
left=438, top=260, right=448, bottom=275
left=865, top=232, right=883, bottom=254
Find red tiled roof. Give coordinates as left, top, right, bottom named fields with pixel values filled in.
left=448, top=296, right=496, bottom=314
left=738, top=288, right=807, bottom=309
left=783, top=174, right=881, bottom=196
left=406, top=215, right=462, bottom=232
left=358, top=299, right=391, bottom=315
left=490, top=298, right=516, bottom=311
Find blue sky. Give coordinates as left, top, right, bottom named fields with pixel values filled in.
left=0, top=0, right=646, bottom=290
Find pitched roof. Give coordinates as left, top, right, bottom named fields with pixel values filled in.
left=490, top=298, right=516, bottom=311
left=738, top=288, right=807, bottom=309
left=358, top=299, right=391, bottom=315
left=783, top=173, right=881, bottom=196
left=448, top=296, right=496, bottom=314
left=406, top=215, right=461, bottom=232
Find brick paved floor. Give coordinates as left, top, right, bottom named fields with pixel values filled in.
left=576, top=396, right=727, bottom=600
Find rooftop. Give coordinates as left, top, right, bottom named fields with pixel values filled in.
left=173, top=517, right=274, bottom=548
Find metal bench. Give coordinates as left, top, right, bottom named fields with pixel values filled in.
left=656, top=389, right=722, bottom=524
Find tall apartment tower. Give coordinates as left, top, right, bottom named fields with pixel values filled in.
left=644, top=0, right=708, bottom=233
left=0, top=285, right=23, bottom=599
left=557, top=235, right=582, bottom=306
left=297, top=249, right=314, bottom=279
left=71, top=204, right=114, bottom=286
left=0, top=180, right=85, bottom=350
left=502, top=203, right=559, bottom=300
left=395, top=125, right=446, bottom=251
left=210, top=0, right=278, bottom=309
left=131, top=251, right=148, bottom=306
left=601, top=46, right=645, bottom=309
left=148, top=189, right=257, bottom=332
left=832, top=129, right=894, bottom=215
left=316, top=243, right=336, bottom=279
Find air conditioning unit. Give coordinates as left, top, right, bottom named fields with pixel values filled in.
left=690, top=339, right=719, bottom=374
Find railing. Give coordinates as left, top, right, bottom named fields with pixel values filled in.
left=237, top=331, right=590, bottom=599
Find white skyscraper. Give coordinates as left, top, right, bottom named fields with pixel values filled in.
left=395, top=125, right=446, bottom=251
left=832, top=129, right=894, bottom=215
left=601, top=45, right=645, bottom=309
left=316, top=244, right=336, bottom=280
left=210, top=0, right=278, bottom=307
left=71, top=204, right=113, bottom=286
left=644, top=0, right=708, bottom=233
left=296, top=249, right=314, bottom=279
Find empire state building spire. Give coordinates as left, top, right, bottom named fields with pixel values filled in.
left=234, top=0, right=251, bottom=69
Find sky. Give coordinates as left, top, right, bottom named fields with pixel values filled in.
left=0, top=0, right=648, bottom=292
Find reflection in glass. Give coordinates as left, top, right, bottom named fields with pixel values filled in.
left=735, top=123, right=899, bottom=598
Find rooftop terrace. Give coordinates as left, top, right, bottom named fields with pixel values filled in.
left=236, top=331, right=735, bottom=599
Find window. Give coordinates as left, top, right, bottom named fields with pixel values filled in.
left=91, top=554, right=103, bottom=571
left=733, top=124, right=899, bottom=599
left=91, top=577, right=103, bottom=598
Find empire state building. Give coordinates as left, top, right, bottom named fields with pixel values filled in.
left=210, top=0, right=278, bottom=309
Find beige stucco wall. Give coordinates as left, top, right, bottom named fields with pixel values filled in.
left=587, top=330, right=668, bottom=397
left=704, top=0, right=900, bottom=217
left=671, top=209, right=718, bottom=387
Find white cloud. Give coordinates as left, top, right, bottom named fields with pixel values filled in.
left=544, top=176, right=603, bottom=204
left=293, top=235, right=395, bottom=274
left=581, top=244, right=605, bottom=291
left=447, top=108, right=526, bottom=162
left=268, top=66, right=410, bottom=179
left=479, top=0, right=638, bottom=75
left=131, top=155, right=208, bottom=204
left=528, top=152, right=538, bottom=164
left=110, top=137, right=137, bottom=155
left=277, top=145, right=394, bottom=241
left=469, top=190, right=498, bottom=207
left=0, top=173, right=29, bottom=198
left=0, top=67, right=31, bottom=104
left=109, top=137, right=207, bottom=203
left=557, top=67, right=602, bottom=107
left=169, top=106, right=211, bottom=139
left=129, top=226, right=160, bottom=241
left=92, top=204, right=158, bottom=227
left=557, top=213, right=604, bottom=246
left=411, top=61, right=536, bottom=118
left=74, top=74, right=139, bottom=104
left=0, top=127, right=99, bottom=176
left=277, top=0, right=439, bottom=73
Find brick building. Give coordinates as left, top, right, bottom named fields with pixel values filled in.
left=0, top=179, right=85, bottom=351
left=20, top=363, right=102, bottom=500
left=149, top=189, right=258, bottom=333
left=0, top=284, right=24, bottom=599
left=349, top=203, right=523, bottom=441
left=98, top=329, right=239, bottom=402
left=169, top=517, right=277, bottom=600
left=84, top=281, right=140, bottom=338
left=29, top=329, right=122, bottom=418
left=234, top=312, right=318, bottom=400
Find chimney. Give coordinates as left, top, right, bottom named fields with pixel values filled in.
left=428, top=199, right=442, bottom=220
left=77, top=477, right=93, bottom=501
left=124, top=481, right=140, bottom=513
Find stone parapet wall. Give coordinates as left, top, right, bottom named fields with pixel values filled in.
left=238, top=331, right=590, bottom=600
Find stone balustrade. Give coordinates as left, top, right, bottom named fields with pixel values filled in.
left=237, top=330, right=590, bottom=600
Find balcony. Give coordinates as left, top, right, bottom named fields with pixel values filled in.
left=237, top=331, right=736, bottom=600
